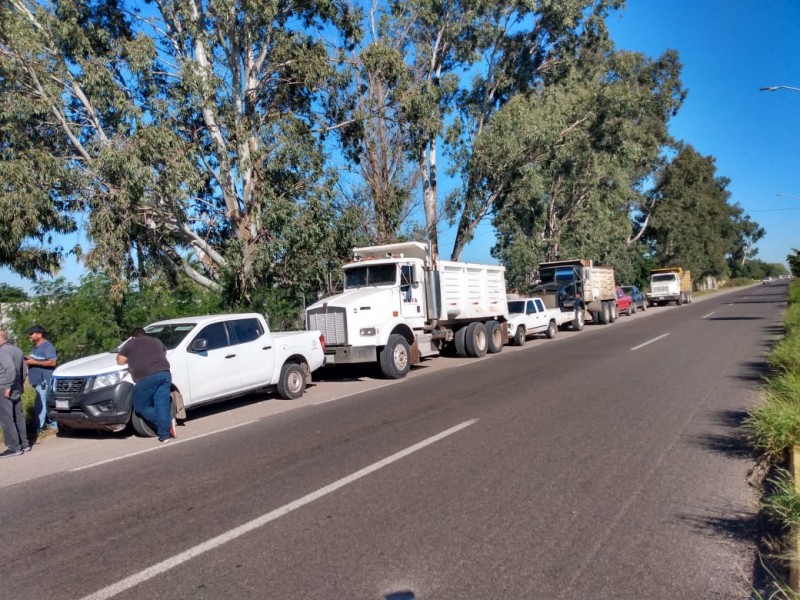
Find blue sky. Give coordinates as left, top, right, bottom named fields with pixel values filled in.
left=3, top=0, right=798, bottom=292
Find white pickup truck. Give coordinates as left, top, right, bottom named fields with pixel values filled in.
left=47, top=313, right=325, bottom=436
left=507, top=297, right=573, bottom=346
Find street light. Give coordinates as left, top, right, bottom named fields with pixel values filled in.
left=760, top=85, right=800, bottom=92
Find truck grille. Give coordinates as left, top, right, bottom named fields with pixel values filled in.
left=54, top=378, right=88, bottom=394
left=307, top=307, right=347, bottom=346
left=652, top=285, right=671, bottom=294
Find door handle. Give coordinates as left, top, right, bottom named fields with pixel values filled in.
left=225, top=354, right=236, bottom=359
left=262, top=346, right=272, bottom=350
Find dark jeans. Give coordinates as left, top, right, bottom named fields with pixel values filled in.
left=0, top=394, right=29, bottom=452
left=132, top=371, right=172, bottom=441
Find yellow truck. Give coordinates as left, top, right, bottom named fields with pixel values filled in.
left=646, top=267, right=692, bottom=307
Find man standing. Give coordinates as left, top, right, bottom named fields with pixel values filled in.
left=0, top=330, right=29, bottom=457
left=116, top=328, right=175, bottom=443
left=25, top=325, right=57, bottom=431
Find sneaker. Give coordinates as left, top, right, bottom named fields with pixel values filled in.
left=22, top=445, right=31, bottom=453
left=169, top=418, right=177, bottom=439
left=158, top=437, right=172, bottom=444
left=0, top=448, right=24, bottom=458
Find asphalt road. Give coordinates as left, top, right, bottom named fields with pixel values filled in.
left=0, top=282, right=788, bottom=600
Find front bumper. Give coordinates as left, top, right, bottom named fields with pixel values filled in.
left=323, top=345, right=378, bottom=365
left=48, top=381, right=134, bottom=431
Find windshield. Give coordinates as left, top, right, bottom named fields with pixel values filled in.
left=539, top=267, right=577, bottom=284
left=344, top=264, right=398, bottom=289
left=507, top=301, right=525, bottom=314
left=652, top=273, right=677, bottom=283
left=621, top=286, right=633, bottom=294
left=143, top=323, right=197, bottom=350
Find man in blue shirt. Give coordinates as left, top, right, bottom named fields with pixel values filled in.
left=25, top=325, right=58, bottom=431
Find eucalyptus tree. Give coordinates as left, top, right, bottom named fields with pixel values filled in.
left=643, top=145, right=740, bottom=279
left=328, top=1, right=419, bottom=245
left=483, top=47, right=683, bottom=289
left=445, top=0, right=630, bottom=261
left=0, top=0, right=360, bottom=300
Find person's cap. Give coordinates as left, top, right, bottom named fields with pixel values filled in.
left=25, top=325, right=46, bottom=335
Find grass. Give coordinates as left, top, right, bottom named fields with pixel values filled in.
left=746, top=278, right=800, bottom=595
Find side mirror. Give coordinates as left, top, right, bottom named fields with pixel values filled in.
left=190, top=338, right=209, bottom=352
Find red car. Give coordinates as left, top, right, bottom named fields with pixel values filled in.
left=615, top=286, right=634, bottom=316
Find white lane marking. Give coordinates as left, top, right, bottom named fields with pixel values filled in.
left=69, top=422, right=255, bottom=473
left=630, top=333, right=670, bottom=351
left=80, top=418, right=479, bottom=600
left=702, top=311, right=716, bottom=319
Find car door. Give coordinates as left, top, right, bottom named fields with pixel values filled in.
left=533, top=299, right=547, bottom=330
left=183, top=321, right=238, bottom=404
left=228, top=317, right=275, bottom=390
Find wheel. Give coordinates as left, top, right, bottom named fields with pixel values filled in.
left=379, top=334, right=411, bottom=379
left=465, top=322, right=488, bottom=358
left=277, top=362, right=306, bottom=399
left=688, top=293, right=693, bottom=304
left=641, top=301, right=647, bottom=312
left=590, top=311, right=599, bottom=324
left=676, top=294, right=683, bottom=306
left=546, top=320, right=557, bottom=339
left=130, top=409, right=157, bottom=437
left=629, top=303, right=636, bottom=315
left=572, top=310, right=585, bottom=331
left=454, top=327, right=468, bottom=357
left=610, top=303, right=617, bottom=322
left=486, top=321, right=503, bottom=353
left=514, top=325, right=526, bottom=346
left=600, top=302, right=610, bottom=324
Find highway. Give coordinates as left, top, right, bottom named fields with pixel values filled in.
left=0, top=282, right=788, bottom=599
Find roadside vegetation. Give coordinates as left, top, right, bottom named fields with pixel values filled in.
left=746, top=274, right=800, bottom=596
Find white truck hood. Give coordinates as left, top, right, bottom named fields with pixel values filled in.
left=53, top=348, right=176, bottom=377
left=307, top=287, right=393, bottom=311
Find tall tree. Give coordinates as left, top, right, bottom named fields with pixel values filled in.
left=0, top=0, right=360, bottom=300
left=643, top=145, right=739, bottom=279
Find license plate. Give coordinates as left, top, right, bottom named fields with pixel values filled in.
left=55, top=399, right=69, bottom=410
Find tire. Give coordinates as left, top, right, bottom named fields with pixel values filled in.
left=486, top=321, right=503, bottom=353
left=641, top=301, right=647, bottom=312
left=572, top=310, right=585, bottom=331
left=629, top=303, right=636, bottom=315
left=277, top=362, right=306, bottom=399
left=454, top=327, right=468, bottom=357
left=546, top=320, right=557, bottom=339
left=130, top=409, right=157, bottom=437
left=465, top=322, right=488, bottom=358
left=379, top=334, right=411, bottom=379
left=513, top=325, right=526, bottom=347
left=600, top=302, right=610, bottom=324
left=688, top=293, right=693, bottom=304
left=610, top=303, right=617, bottom=322
left=676, top=294, right=683, bottom=306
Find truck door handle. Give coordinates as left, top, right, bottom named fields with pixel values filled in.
left=225, top=354, right=236, bottom=359
left=262, top=345, right=272, bottom=350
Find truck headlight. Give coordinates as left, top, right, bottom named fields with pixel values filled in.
left=359, top=327, right=378, bottom=336
left=90, top=370, right=126, bottom=391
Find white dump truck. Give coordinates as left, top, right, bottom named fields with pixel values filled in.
left=646, top=267, right=692, bottom=306
left=532, top=258, right=618, bottom=329
left=305, top=242, right=509, bottom=379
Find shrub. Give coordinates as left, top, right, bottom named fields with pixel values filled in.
left=747, top=371, right=800, bottom=462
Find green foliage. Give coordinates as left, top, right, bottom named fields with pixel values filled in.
left=788, top=249, right=800, bottom=278
left=0, top=284, right=29, bottom=302
left=747, top=370, right=800, bottom=463
left=768, top=334, right=800, bottom=373
left=789, top=280, right=800, bottom=306
left=8, top=274, right=222, bottom=361
left=784, top=304, right=800, bottom=337
left=761, top=469, right=800, bottom=530
left=644, top=146, right=746, bottom=279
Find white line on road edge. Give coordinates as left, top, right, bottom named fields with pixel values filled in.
left=80, top=418, right=479, bottom=600
left=70, top=422, right=256, bottom=473
left=702, top=311, right=716, bottom=319
left=630, top=333, right=670, bottom=351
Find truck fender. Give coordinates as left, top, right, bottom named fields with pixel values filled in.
left=377, top=319, right=415, bottom=348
